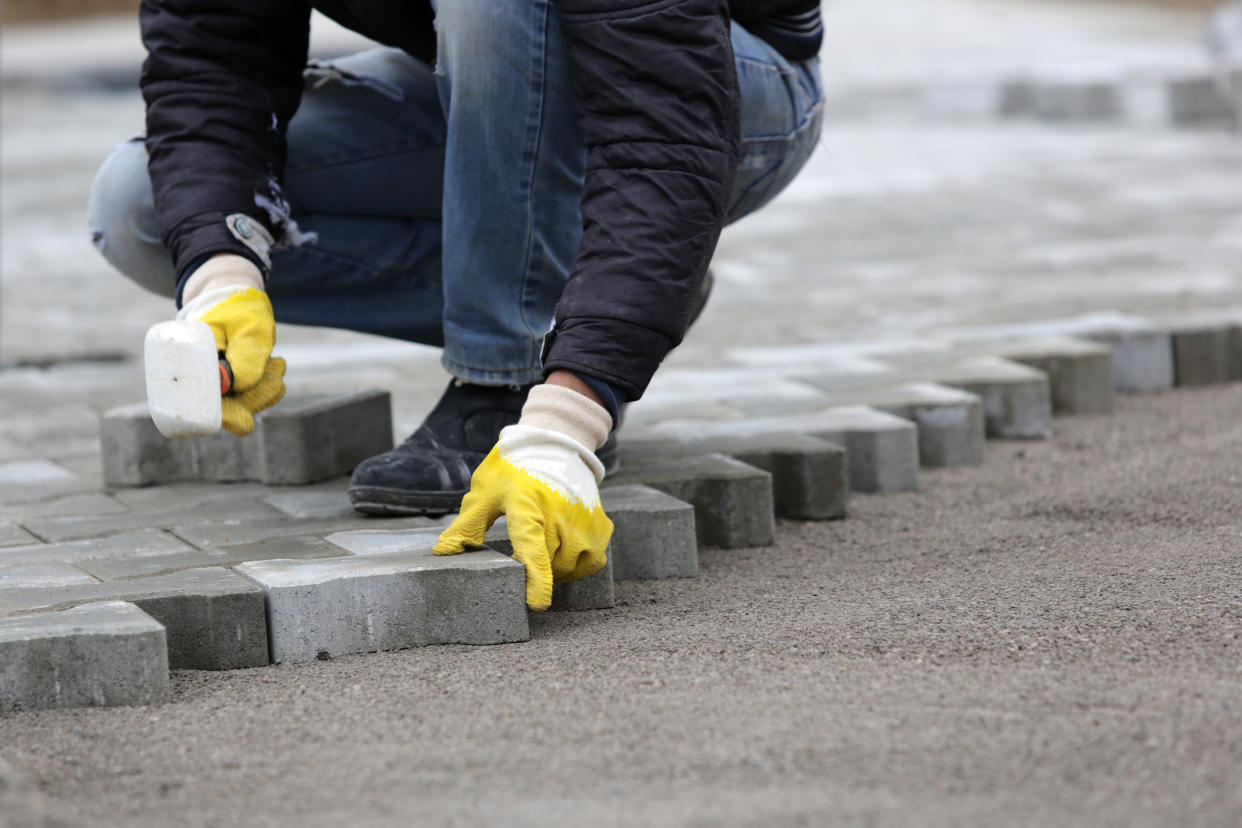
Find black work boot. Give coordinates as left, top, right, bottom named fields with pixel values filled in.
left=349, top=380, right=531, bottom=516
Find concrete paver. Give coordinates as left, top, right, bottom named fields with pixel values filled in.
left=1081, top=326, right=1175, bottom=392
left=550, top=555, right=616, bottom=612
left=988, top=337, right=1116, bottom=415
left=0, top=522, right=39, bottom=548
left=605, top=454, right=776, bottom=550
left=620, top=433, right=847, bottom=521
left=0, top=601, right=169, bottom=713
left=102, top=391, right=393, bottom=486
left=635, top=407, right=922, bottom=495
left=75, top=535, right=347, bottom=580
left=925, top=356, right=1054, bottom=439
left=601, top=485, right=699, bottom=581
left=0, top=529, right=193, bottom=568
left=236, top=550, right=529, bottom=663
left=1170, top=323, right=1242, bottom=385
left=0, top=567, right=270, bottom=670
left=170, top=513, right=440, bottom=549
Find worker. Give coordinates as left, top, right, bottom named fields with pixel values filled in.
left=87, top=1, right=824, bottom=609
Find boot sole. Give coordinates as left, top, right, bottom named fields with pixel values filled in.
left=348, top=485, right=467, bottom=517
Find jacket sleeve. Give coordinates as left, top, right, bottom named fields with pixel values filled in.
left=543, top=0, right=740, bottom=401
left=140, top=0, right=311, bottom=283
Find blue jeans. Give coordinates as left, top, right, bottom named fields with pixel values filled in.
left=88, top=3, right=822, bottom=385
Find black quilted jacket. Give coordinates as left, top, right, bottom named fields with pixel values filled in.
left=139, top=0, right=820, bottom=399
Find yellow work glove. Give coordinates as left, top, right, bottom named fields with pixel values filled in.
left=435, top=384, right=614, bottom=611
left=177, top=253, right=286, bottom=436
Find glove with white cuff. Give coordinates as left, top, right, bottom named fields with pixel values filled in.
left=177, top=253, right=286, bottom=436
left=434, top=383, right=614, bottom=611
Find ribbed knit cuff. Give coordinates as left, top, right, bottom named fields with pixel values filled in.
left=180, top=254, right=264, bottom=307
left=519, top=384, right=611, bottom=451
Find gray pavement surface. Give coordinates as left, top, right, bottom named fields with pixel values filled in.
left=2, top=0, right=1241, bottom=824
left=1, top=384, right=1240, bottom=827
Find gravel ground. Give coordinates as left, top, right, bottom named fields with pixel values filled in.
left=2, top=383, right=1240, bottom=828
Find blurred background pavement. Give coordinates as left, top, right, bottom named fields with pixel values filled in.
left=1, top=0, right=1240, bottom=437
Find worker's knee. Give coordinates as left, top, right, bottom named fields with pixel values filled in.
left=87, top=137, right=176, bottom=298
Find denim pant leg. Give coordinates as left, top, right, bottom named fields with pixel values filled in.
left=86, top=48, right=450, bottom=342
left=268, top=49, right=449, bottom=344
left=430, top=0, right=586, bottom=386
left=727, top=27, right=824, bottom=223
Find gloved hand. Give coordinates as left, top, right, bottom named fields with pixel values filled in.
left=434, top=383, right=614, bottom=611
left=177, top=253, right=286, bottom=436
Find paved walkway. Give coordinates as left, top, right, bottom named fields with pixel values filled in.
left=4, top=382, right=1242, bottom=827
left=1, top=0, right=1240, bottom=824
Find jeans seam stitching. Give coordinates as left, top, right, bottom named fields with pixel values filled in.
left=518, top=1, right=551, bottom=363
left=740, top=98, right=825, bottom=144
left=285, top=143, right=444, bottom=176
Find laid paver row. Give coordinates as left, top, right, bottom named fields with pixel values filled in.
left=833, top=67, right=1240, bottom=129
left=4, top=315, right=1242, bottom=712
left=101, top=391, right=393, bottom=487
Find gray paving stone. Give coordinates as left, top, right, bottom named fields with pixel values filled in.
left=258, top=391, right=393, bottom=485
left=640, top=373, right=832, bottom=418
left=1124, top=71, right=1238, bottom=128
left=40, top=453, right=106, bottom=488
left=0, top=521, right=38, bottom=548
left=718, top=381, right=835, bottom=417
left=101, top=402, right=255, bottom=487
left=263, top=489, right=356, bottom=519
left=928, top=357, right=1053, bottom=439
left=805, top=382, right=985, bottom=468
left=997, top=77, right=1036, bottom=117
left=990, top=338, right=1114, bottom=415
left=133, top=570, right=269, bottom=670
left=619, top=433, right=846, bottom=520
left=235, top=550, right=528, bottom=663
left=0, top=568, right=269, bottom=671
left=108, top=482, right=270, bottom=511
left=0, top=602, right=170, bottom=713
left=1081, top=328, right=1174, bottom=393
left=0, top=466, right=103, bottom=506
left=0, top=529, right=193, bottom=567
left=550, top=553, right=615, bottom=611
left=0, top=404, right=101, bottom=462
left=1231, top=327, right=1242, bottom=384
left=638, top=406, right=918, bottom=494
left=0, top=459, right=77, bottom=486
left=78, top=535, right=347, bottom=580
left=173, top=514, right=439, bottom=549
left=22, top=497, right=282, bottom=543
left=1170, top=324, right=1242, bottom=387
left=100, top=391, right=393, bottom=487
left=0, top=562, right=98, bottom=588
left=1031, top=79, right=1121, bottom=121
left=599, top=485, right=698, bottom=581
left=0, top=492, right=130, bottom=521
left=1167, top=74, right=1237, bottom=126
left=325, top=527, right=443, bottom=556
left=604, top=454, right=774, bottom=549
left=624, top=399, right=747, bottom=427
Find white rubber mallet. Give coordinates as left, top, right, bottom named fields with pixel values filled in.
left=144, top=320, right=233, bottom=438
